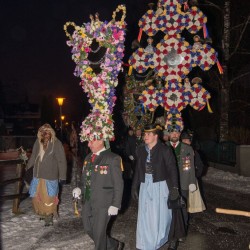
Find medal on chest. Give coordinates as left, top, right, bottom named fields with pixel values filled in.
left=182, top=154, right=191, bottom=171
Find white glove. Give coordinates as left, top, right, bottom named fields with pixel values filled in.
left=189, top=184, right=197, bottom=193
left=108, top=206, right=119, bottom=216
left=72, top=187, right=81, bottom=199
left=129, top=155, right=134, bottom=161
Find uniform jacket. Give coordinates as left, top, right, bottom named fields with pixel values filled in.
left=167, top=142, right=196, bottom=191
left=125, top=135, right=143, bottom=160
left=27, top=139, right=67, bottom=180
left=132, top=141, right=179, bottom=190
left=82, top=149, right=124, bottom=209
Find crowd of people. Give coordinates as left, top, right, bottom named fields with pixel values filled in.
left=25, top=122, right=206, bottom=250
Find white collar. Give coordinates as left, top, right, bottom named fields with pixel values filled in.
left=170, top=141, right=180, bottom=147
left=94, top=147, right=106, bottom=156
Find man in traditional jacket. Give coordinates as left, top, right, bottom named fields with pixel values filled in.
left=131, top=124, right=181, bottom=250
left=81, top=139, right=124, bottom=250
left=167, top=128, right=197, bottom=249
left=125, top=127, right=144, bottom=175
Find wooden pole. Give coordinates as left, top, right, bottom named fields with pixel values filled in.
left=12, top=163, right=25, bottom=214
left=216, top=208, right=250, bottom=217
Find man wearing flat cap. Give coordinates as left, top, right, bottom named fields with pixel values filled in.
left=125, top=126, right=143, bottom=177
left=163, top=129, right=170, bottom=143
left=180, top=131, right=204, bottom=179
left=131, top=124, right=181, bottom=250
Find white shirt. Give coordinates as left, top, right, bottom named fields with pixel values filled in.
left=94, top=147, right=106, bottom=156
left=170, top=141, right=180, bottom=148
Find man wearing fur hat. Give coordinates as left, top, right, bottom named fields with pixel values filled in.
left=26, top=123, right=67, bottom=226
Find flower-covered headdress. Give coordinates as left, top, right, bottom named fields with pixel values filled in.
left=64, top=5, right=126, bottom=141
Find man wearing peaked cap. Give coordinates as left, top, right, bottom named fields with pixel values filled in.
left=163, top=129, right=170, bottom=142
left=125, top=126, right=144, bottom=178
left=167, top=128, right=197, bottom=249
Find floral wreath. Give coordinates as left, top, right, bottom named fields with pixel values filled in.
left=64, top=5, right=126, bottom=141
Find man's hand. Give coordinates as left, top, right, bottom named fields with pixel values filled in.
left=59, top=180, right=67, bottom=185
left=72, top=187, right=81, bottom=199
left=129, top=155, right=134, bottom=161
left=189, top=183, right=197, bottom=192
left=131, top=188, right=139, bottom=200
left=169, top=187, right=179, bottom=200
left=108, top=206, right=119, bottom=216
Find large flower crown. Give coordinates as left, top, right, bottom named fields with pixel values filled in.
left=64, top=5, right=126, bottom=141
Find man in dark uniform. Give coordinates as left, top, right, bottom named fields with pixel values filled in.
left=81, top=139, right=124, bottom=250
left=167, top=128, right=197, bottom=249
left=181, top=131, right=206, bottom=204
left=125, top=127, right=143, bottom=175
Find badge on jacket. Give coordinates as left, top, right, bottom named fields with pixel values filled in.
left=100, top=166, right=108, bottom=175
left=182, top=154, right=191, bottom=171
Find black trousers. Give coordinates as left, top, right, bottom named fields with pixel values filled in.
left=180, top=189, right=189, bottom=230
left=83, top=201, right=118, bottom=250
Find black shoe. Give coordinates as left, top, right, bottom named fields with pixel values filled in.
left=178, top=237, right=186, bottom=243
left=44, top=214, right=53, bottom=227
left=168, top=240, right=178, bottom=250
left=117, top=241, right=125, bottom=250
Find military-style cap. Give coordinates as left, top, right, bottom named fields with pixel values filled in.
left=144, top=124, right=162, bottom=132
left=163, top=129, right=169, bottom=135
left=180, top=131, right=192, bottom=140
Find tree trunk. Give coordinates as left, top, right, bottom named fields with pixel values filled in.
left=219, top=0, right=230, bottom=142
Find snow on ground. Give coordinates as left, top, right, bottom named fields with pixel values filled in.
left=1, top=166, right=250, bottom=249
left=1, top=184, right=95, bottom=250
left=203, top=167, right=250, bottom=194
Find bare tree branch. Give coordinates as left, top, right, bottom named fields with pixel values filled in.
left=208, top=70, right=223, bottom=89
left=230, top=23, right=244, bottom=30
left=199, top=1, right=223, bottom=12
left=231, top=99, right=250, bottom=104
left=229, top=15, right=250, bottom=59
left=229, top=72, right=250, bottom=86
left=235, top=51, right=250, bottom=55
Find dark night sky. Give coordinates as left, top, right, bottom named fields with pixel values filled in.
left=0, top=0, right=153, bottom=123
left=0, top=0, right=249, bottom=125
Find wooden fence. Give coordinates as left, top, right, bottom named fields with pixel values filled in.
left=0, top=160, right=28, bottom=214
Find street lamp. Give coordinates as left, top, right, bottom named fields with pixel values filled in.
left=61, top=115, right=65, bottom=124
left=56, top=97, right=65, bottom=139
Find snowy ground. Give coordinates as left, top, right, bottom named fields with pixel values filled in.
left=1, top=165, right=250, bottom=250
left=202, top=167, right=250, bottom=194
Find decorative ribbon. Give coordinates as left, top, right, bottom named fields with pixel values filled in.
left=74, top=201, right=79, bottom=216
left=216, top=60, right=224, bottom=74
left=128, top=65, right=133, bottom=76
left=138, top=28, right=143, bottom=42
left=206, top=99, right=213, bottom=113
left=203, top=24, right=209, bottom=39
